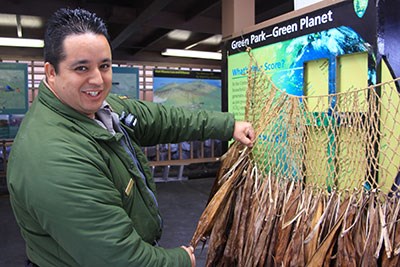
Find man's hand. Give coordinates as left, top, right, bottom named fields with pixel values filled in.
left=233, top=121, right=256, bottom=148
left=181, top=246, right=196, bottom=267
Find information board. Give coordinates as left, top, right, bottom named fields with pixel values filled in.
left=226, top=0, right=376, bottom=119
left=153, top=69, right=221, bottom=111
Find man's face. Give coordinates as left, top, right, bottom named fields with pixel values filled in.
left=45, top=33, right=112, bottom=118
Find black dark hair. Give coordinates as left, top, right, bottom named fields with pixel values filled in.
left=44, top=8, right=111, bottom=73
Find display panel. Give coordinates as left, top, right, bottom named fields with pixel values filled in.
left=111, top=66, right=139, bottom=99
left=226, top=0, right=376, bottom=119
left=223, top=0, right=400, bottom=192
left=153, top=69, right=221, bottom=111
left=0, top=62, right=28, bottom=114
left=0, top=63, right=28, bottom=138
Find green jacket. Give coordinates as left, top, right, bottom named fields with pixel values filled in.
left=7, top=81, right=235, bottom=267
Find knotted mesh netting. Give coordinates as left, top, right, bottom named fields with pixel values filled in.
left=191, top=51, right=400, bottom=266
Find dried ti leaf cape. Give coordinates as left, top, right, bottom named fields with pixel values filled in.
left=191, top=51, right=400, bottom=266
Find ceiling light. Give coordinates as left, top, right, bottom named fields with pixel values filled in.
left=0, top=13, right=43, bottom=28
left=0, top=37, right=44, bottom=48
left=184, top=34, right=222, bottom=50
left=199, top=34, right=222, bottom=45
left=167, top=30, right=192, bottom=41
left=16, top=15, right=22, bottom=38
left=162, top=48, right=222, bottom=60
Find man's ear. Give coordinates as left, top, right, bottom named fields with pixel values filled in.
left=44, top=62, right=56, bottom=85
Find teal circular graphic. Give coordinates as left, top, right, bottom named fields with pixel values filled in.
left=354, top=0, right=368, bottom=18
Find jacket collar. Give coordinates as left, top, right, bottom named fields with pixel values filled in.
left=37, top=80, right=123, bottom=141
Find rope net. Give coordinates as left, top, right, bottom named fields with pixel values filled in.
left=191, top=51, right=400, bottom=266
left=248, top=64, right=400, bottom=195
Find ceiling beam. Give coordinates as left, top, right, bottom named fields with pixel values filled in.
left=148, top=12, right=221, bottom=35
left=111, top=0, right=174, bottom=49
left=127, top=28, right=171, bottom=52
left=184, top=0, right=220, bottom=21
left=112, top=49, right=222, bottom=67
left=131, top=0, right=221, bottom=58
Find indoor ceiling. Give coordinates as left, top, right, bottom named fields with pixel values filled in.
left=0, top=0, right=293, bottom=67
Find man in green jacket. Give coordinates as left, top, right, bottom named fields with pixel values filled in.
left=7, top=8, right=255, bottom=267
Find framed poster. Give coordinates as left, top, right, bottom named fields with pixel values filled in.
left=0, top=63, right=28, bottom=138
left=153, top=69, right=221, bottom=111
left=111, top=66, right=139, bottom=99
left=152, top=69, right=223, bottom=161
left=0, top=62, right=28, bottom=114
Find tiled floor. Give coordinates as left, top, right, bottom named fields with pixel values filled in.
left=0, top=177, right=214, bottom=267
